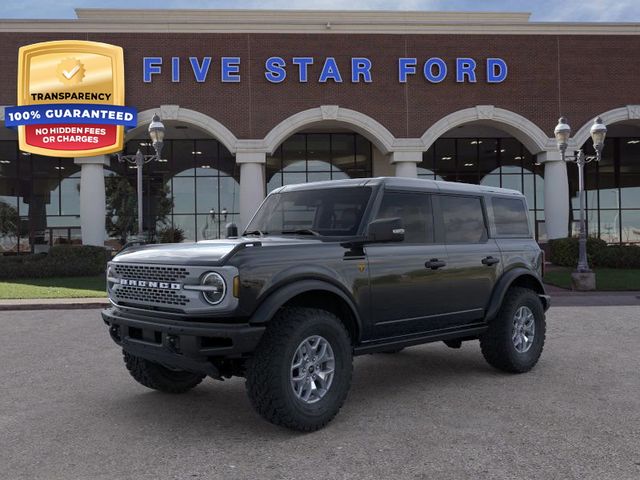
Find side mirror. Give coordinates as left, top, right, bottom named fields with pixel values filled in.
left=366, top=217, right=404, bottom=243
left=225, top=222, right=238, bottom=238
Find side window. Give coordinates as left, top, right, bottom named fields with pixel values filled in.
left=440, top=195, right=488, bottom=244
left=492, top=197, right=531, bottom=237
left=375, top=191, right=434, bottom=243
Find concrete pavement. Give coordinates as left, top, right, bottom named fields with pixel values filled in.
left=1, top=307, right=639, bottom=480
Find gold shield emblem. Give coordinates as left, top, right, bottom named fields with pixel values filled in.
left=15, top=40, right=126, bottom=157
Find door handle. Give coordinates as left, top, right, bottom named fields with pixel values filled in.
left=425, top=258, right=446, bottom=270
left=481, top=256, right=500, bottom=266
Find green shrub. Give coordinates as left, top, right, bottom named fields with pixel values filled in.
left=0, top=245, right=110, bottom=279
left=549, top=237, right=640, bottom=269
left=548, top=237, right=607, bottom=267
left=593, top=245, right=640, bottom=268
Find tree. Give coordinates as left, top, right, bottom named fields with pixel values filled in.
left=105, top=176, right=173, bottom=245
left=0, top=200, right=19, bottom=239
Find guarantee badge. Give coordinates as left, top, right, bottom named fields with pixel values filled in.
left=4, top=40, right=136, bottom=157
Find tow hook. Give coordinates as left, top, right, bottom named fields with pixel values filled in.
left=166, top=334, right=180, bottom=353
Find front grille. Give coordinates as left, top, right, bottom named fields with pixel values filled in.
left=113, top=264, right=189, bottom=282
left=114, top=285, right=190, bottom=306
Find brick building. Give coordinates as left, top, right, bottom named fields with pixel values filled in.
left=0, top=9, right=639, bottom=251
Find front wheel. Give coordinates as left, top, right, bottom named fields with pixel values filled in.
left=245, top=307, right=353, bottom=431
left=479, top=287, right=546, bottom=373
left=123, top=351, right=205, bottom=393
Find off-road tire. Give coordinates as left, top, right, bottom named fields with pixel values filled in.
left=123, top=351, right=205, bottom=393
left=480, top=287, right=546, bottom=373
left=245, top=307, right=353, bottom=432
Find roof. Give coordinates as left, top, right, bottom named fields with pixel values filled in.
left=277, top=177, right=523, bottom=196
left=0, top=9, right=639, bottom=35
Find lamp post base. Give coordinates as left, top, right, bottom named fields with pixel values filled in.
left=571, top=271, right=596, bottom=291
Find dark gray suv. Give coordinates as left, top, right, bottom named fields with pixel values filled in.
left=102, top=177, right=550, bottom=431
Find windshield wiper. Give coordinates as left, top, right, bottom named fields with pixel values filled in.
left=243, top=229, right=267, bottom=236
left=280, top=228, right=321, bottom=236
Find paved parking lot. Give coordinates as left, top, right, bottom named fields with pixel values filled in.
left=1, top=306, right=639, bottom=480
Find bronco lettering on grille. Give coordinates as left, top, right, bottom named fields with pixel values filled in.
left=119, top=279, right=181, bottom=290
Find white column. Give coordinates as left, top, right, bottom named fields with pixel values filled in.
left=390, top=151, right=421, bottom=178
left=74, top=155, right=109, bottom=246
left=237, top=151, right=266, bottom=230
left=539, top=151, right=569, bottom=240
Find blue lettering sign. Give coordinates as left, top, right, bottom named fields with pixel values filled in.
left=143, top=57, right=162, bottom=83
left=456, top=58, right=477, bottom=83
left=221, top=57, right=241, bottom=83
left=292, top=57, right=314, bottom=82
left=424, top=58, right=447, bottom=83
left=189, top=57, right=211, bottom=83
left=398, top=58, right=417, bottom=83
left=265, top=56, right=287, bottom=83
left=319, top=57, right=342, bottom=83
left=351, top=58, right=372, bottom=83
left=171, top=57, right=180, bottom=83
left=487, top=58, right=508, bottom=83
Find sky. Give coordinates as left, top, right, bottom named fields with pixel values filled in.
left=1, top=0, right=638, bottom=22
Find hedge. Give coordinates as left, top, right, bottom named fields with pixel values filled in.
left=549, top=237, right=640, bottom=269
left=0, top=245, right=110, bottom=279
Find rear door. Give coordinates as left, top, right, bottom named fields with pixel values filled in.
left=437, top=194, right=503, bottom=323
left=365, top=190, right=452, bottom=337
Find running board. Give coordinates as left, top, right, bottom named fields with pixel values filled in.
left=353, top=324, right=488, bottom=355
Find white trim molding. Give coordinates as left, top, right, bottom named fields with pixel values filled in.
left=127, top=106, right=239, bottom=154
left=571, top=105, right=640, bottom=148
left=263, top=106, right=396, bottom=155
left=420, top=106, right=553, bottom=154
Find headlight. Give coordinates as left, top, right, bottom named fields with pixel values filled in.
left=201, top=272, right=226, bottom=305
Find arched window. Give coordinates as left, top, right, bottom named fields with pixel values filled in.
left=266, top=133, right=373, bottom=193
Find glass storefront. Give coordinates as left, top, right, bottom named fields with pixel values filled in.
left=266, top=133, right=373, bottom=193
left=114, top=138, right=240, bottom=244
left=419, top=137, right=546, bottom=241
left=2, top=131, right=639, bottom=253
left=570, top=137, right=640, bottom=244
left=0, top=140, right=82, bottom=253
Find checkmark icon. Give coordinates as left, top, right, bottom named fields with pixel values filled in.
left=62, top=65, right=80, bottom=79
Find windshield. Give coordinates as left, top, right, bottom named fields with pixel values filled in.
left=245, top=186, right=372, bottom=237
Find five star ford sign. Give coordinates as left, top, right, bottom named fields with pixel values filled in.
left=4, top=40, right=137, bottom=157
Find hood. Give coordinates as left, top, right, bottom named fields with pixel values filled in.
left=112, top=236, right=324, bottom=266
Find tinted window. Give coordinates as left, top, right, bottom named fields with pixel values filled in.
left=492, top=197, right=531, bottom=236
left=375, top=191, right=433, bottom=243
left=441, top=195, right=487, bottom=244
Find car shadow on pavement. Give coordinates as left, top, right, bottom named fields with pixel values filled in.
left=101, top=344, right=507, bottom=436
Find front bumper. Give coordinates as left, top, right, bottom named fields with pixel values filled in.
left=102, top=306, right=265, bottom=377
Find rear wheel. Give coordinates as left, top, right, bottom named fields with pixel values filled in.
left=245, top=307, right=353, bottom=431
left=480, top=287, right=546, bottom=373
left=123, top=351, right=205, bottom=393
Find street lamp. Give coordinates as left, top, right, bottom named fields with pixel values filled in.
left=116, top=114, right=165, bottom=238
left=553, top=116, right=607, bottom=286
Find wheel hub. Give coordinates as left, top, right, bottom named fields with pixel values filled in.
left=290, top=335, right=335, bottom=404
left=512, top=305, right=535, bottom=353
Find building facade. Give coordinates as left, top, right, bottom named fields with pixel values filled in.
left=1, top=9, right=640, bottom=252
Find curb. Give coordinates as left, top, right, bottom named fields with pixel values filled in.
left=0, top=298, right=109, bottom=311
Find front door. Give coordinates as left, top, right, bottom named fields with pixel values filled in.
left=366, top=190, right=452, bottom=338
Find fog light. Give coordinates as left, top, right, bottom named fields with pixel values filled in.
left=201, top=272, right=226, bottom=305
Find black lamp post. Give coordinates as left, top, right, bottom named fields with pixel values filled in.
left=116, top=113, right=165, bottom=237
left=553, top=116, right=607, bottom=286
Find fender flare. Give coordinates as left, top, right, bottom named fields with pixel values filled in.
left=249, top=278, right=363, bottom=340
left=485, top=268, right=547, bottom=322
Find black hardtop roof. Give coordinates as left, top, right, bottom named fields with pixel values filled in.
left=276, top=177, right=523, bottom=197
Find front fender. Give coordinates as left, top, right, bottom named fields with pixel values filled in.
left=248, top=278, right=362, bottom=335
left=485, top=268, right=548, bottom=322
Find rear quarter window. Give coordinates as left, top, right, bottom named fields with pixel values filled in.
left=492, top=197, right=531, bottom=237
